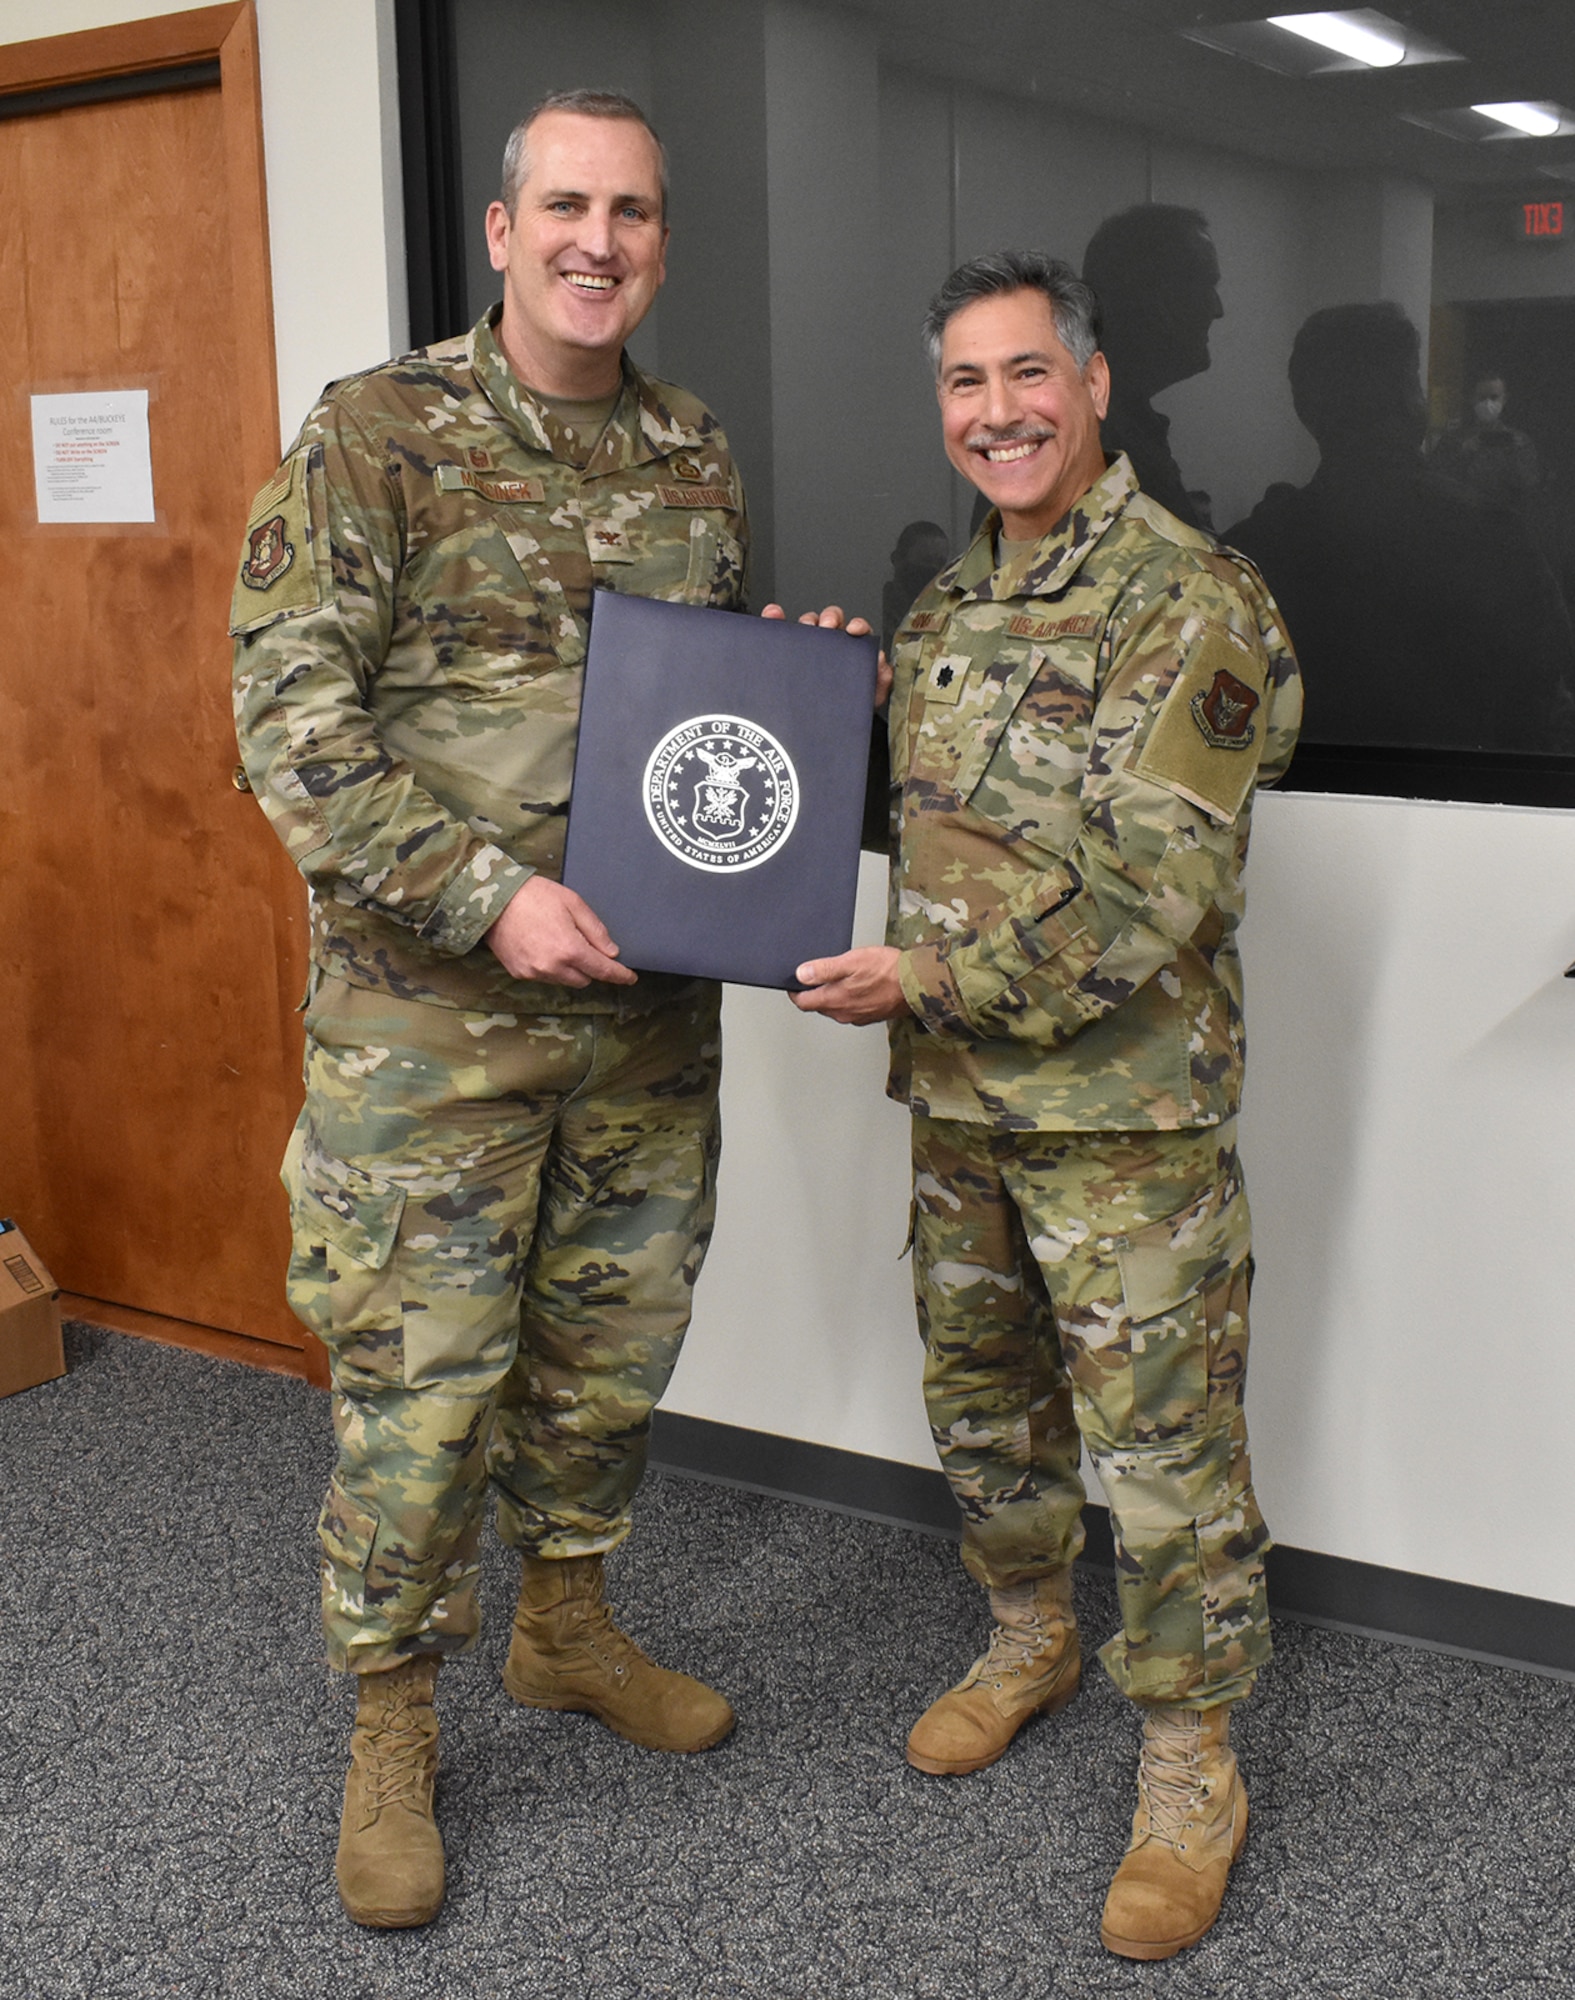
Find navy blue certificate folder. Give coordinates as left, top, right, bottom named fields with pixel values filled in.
left=562, top=589, right=879, bottom=989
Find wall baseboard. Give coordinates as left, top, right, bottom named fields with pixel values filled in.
left=650, top=1411, right=1575, bottom=1680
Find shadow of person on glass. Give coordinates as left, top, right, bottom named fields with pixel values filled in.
left=881, top=520, right=951, bottom=654
left=1225, top=303, right=1575, bottom=754
left=1081, top=203, right=1223, bottom=531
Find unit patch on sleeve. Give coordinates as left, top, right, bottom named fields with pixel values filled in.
left=242, top=513, right=293, bottom=591
left=1190, top=666, right=1259, bottom=750
left=229, top=454, right=322, bottom=635
left=1133, top=627, right=1267, bottom=825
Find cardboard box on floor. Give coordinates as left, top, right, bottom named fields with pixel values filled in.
left=0, top=1220, right=65, bottom=1399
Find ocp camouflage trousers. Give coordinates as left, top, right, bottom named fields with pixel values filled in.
left=285, top=975, right=721, bottom=1674
left=912, top=1115, right=1271, bottom=1709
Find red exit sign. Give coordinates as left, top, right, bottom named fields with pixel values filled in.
left=1522, top=200, right=1565, bottom=239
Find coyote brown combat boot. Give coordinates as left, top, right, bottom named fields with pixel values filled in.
left=1100, top=1703, right=1247, bottom=1960
left=335, top=1656, right=444, bottom=1929
left=503, top=1554, right=734, bottom=1753
left=906, top=1569, right=1081, bottom=1775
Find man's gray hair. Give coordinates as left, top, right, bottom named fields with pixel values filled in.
left=922, top=250, right=1102, bottom=374
left=500, top=89, right=669, bottom=218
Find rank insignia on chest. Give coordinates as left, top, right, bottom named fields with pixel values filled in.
left=1191, top=667, right=1259, bottom=749
left=241, top=513, right=294, bottom=591
left=587, top=521, right=635, bottom=560
left=925, top=653, right=970, bottom=704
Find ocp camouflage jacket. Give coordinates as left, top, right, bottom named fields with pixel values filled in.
left=231, top=308, right=748, bottom=1016
left=887, top=454, right=1301, bottom=1131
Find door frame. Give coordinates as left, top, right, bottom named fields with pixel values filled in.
left=0, top=4, right=278, bottom=495
left=1, top=5, right=327, bottom=1387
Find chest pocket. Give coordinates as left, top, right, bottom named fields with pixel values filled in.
left=400, top=506, right=585, bottom=699
left=959, top=638, right=1102, bottom=852
left=679, top=512, right=746, bottom=606
left=948, top=644, right=1049, bottom=799
left=587, top=506, right=744, bottom=609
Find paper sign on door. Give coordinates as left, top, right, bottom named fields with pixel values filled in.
left=31, top=389, right=156, bottom=525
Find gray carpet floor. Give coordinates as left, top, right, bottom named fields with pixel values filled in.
left=1, top=1323, right=1570, bottom=2000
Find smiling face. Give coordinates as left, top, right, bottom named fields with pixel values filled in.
left=484, top=108, right=669, bottom=397
left=936, top=288, right=1111, bottom=543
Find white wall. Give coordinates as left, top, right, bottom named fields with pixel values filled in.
left=1240, top=794, right=1575, bottom=1603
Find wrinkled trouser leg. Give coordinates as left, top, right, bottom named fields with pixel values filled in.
left=485, top=993, right=721, bottom=1560
left=284, top=977, right=720, bottom=1674
left=913, top=1116, right=1271, bottom=1709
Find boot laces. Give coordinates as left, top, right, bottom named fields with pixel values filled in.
left=971, top=1613, right=1057, bottom=1687
left=1139, top=1710, right=1211, bottom=1849
left=360, top=1685, right=435, bottom=1815
left=575, top=1599, right=651, bottom=1681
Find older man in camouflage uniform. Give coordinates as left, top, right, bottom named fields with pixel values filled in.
left=232, top=93, right=748, bottom=1928
left=794, top=250, right=1300, bottom=1960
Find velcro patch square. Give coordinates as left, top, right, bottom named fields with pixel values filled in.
left=922, top=653, right=971, bottom=705
left=229, top=454, right=322, bottom=634
left=1133, top=628, right=1267, bottom=825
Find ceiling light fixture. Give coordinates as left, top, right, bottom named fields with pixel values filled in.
left=1266, top=12, right=1407, bottom=68
left=1472, top=101, right=1563, bottom=139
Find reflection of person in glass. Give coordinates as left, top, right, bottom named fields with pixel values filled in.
left=1082, top=205, right=1222, bottom=530
left=1226, top=305, right=1575, bottom=752
left=790, top=249, right=1300, bottom=1963
left=881, top=519, right=951, bottom=652
left=1431, top=371, right=1541, bottom=515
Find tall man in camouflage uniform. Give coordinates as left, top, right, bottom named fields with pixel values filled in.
left=232, top=93, right=749, bottom=1928
left=793, top=251, right=1300, bottom=1960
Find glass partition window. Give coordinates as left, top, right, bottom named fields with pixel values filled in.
left=410, top=0, right=1575, bottom=803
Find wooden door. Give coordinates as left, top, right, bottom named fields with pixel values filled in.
left=0, top=7, right=320, bottom=1375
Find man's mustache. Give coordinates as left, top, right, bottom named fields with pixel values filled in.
left=965, top=423, right=1055, bottom=452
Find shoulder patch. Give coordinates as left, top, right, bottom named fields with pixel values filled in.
left=229, top=455, right=322, bottom=636
left=1134, top=627, right=1267, bottom=825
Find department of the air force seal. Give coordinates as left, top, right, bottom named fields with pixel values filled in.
left=643, top=714, right=799, bottom=872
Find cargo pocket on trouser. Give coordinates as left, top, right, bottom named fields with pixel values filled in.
left=283, top=1123, right=408, bottom=1391
left=1113, top=1168, right=1254, bottom=1444
left=1093, top=1171, right=1270, bottom=1703
left=1093, top=1428, right=1268, bottom=1706
left=317, top=1474, right=380, bottom=1664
